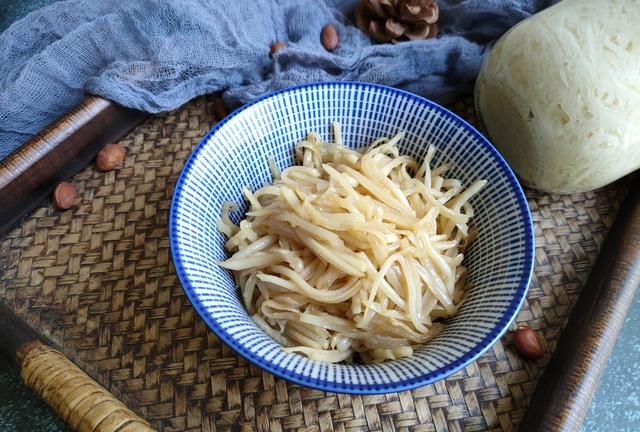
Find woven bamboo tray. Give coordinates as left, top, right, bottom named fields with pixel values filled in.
left=0, top=95, right=629, bottom=431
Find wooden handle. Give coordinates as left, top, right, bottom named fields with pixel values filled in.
left=21, top=343, right=156, bottom=432
left=1, top=300, right=156, bottom=431
left=0, top=96, right=147, bottom=235
left=519, top=177, right=640, bottom=432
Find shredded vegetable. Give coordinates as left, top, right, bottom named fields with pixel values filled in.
left=218, top=123, right=485, bottom=363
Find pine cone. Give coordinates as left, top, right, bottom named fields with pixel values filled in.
left=355, top=0, right=439, bottom=43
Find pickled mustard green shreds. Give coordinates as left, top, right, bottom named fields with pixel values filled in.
left=218, top=123, right=486, bottom=363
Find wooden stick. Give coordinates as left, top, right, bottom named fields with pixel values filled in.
left=519, top=177, right=640, bottom=432
left=0, top=302, right=156, bottom=432
left=0, top=96, right=147, bottom=235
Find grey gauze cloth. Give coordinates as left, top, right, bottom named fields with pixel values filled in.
left=0, top=0, right=556, bottom=158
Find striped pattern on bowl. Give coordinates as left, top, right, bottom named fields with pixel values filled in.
left=170, top=82, right=534, bottom=394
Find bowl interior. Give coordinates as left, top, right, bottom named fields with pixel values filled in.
left=170, top=82, right=533, bottom=394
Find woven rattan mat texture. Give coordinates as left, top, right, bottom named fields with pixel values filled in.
left=0, top=96, right=627, bottom=432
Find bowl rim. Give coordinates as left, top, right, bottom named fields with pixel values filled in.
left=169, top=81, right=535, bottom=394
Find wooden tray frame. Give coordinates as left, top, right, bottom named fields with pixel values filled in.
left=0, top=97, right=147, bottom=234
left=1, top=96, right=638, bottom=432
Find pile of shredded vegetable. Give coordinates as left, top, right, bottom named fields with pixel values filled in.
left=218, top=123, right=486, bottom=363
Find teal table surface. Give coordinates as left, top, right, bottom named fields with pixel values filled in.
left=0, top=0, right=61, bottom=33
left=0, top=355, right=70, bottom=431
left=0, top=1, right=639, bottom=431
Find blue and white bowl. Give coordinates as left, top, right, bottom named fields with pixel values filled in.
left=170, top=82, right=534, bottom=394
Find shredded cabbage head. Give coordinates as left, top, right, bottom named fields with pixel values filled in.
left=476, top=0, right=640, bottom=193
